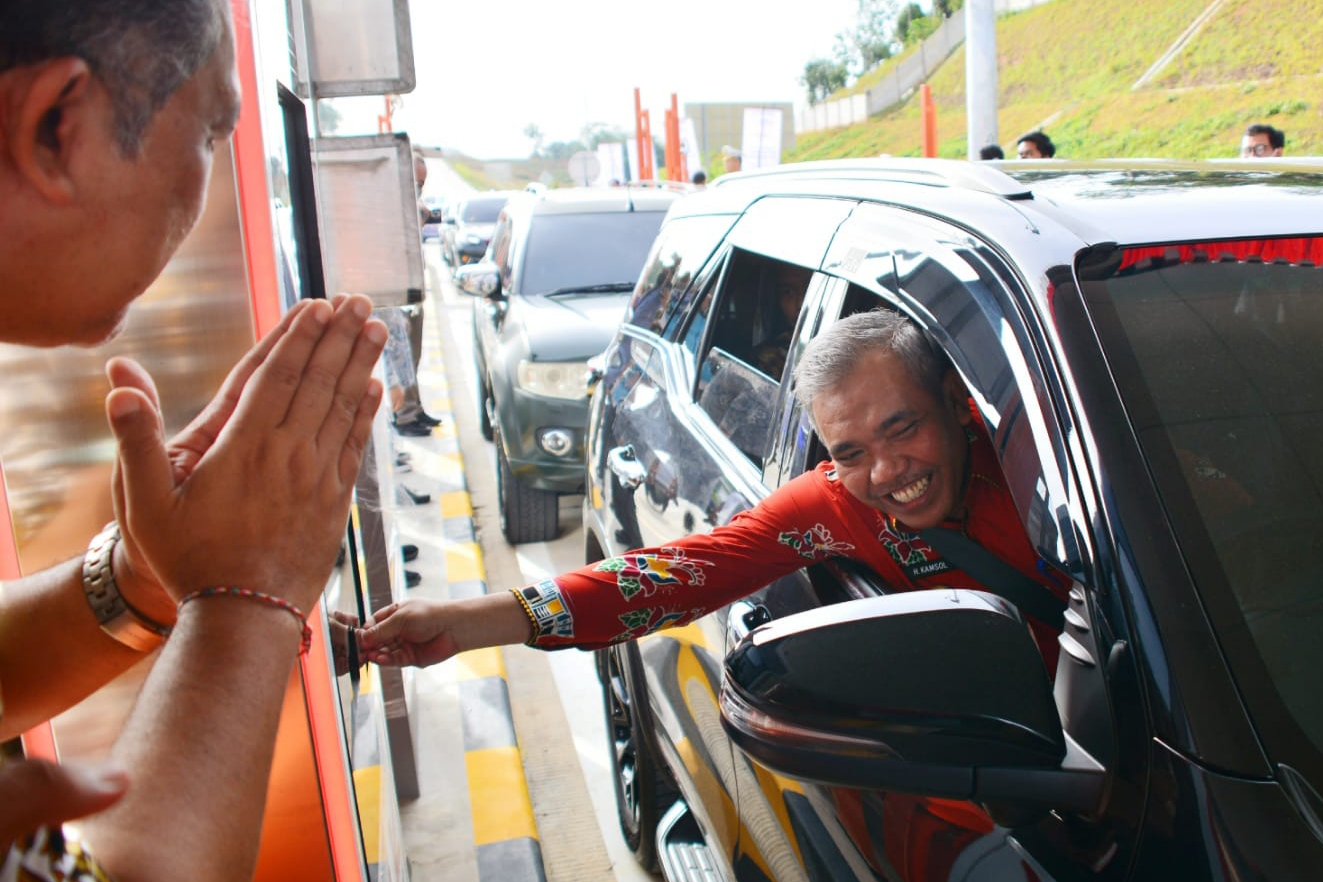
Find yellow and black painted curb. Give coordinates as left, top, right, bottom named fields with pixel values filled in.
left=419, top=327, right=547, bottom=882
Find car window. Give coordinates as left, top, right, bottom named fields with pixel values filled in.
left=489, top=213, right=514, bottom=279
left=461, top=197, right=506, bottom=223
left=685, top=249, right=815, bottom=465
left=518, top=210, right=668, bottom=296
left=1077, top=237, right=1323, bottom=763
left=627, top=214, right=735, bottom=335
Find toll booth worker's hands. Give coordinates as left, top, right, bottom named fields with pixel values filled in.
left=104, top=299, right=321, bottom=626
left=0, top=758, right=128, bottom=856
left=106, top=294, right=387, bottom=616
left=359, top=593, right=535, bottom=668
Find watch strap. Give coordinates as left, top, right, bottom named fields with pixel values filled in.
left=82, top=522, right=171, bottom=651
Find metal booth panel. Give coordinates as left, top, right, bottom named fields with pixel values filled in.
left=315, top=133, right=426, bottom=309
left=292, top=0, right=416, bottom=98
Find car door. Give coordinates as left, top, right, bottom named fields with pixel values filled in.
left=724, top=201, right=1138, bottom=882
left=590, top=198, right=853, bottom=880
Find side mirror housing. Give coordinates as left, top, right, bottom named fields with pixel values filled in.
left=454, top=263, right=500, bottom=298
left=721, top=589, right=1106, bottom=815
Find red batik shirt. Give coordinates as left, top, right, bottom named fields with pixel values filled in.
left=515, top=421, right=1069, bottom=668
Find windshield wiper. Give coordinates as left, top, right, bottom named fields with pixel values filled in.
left=540, top=282, right=636, bottom=297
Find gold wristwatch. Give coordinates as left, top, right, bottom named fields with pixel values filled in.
left=82, top=522, right=171, bottom=651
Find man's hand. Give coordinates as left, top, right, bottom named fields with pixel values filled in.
left=106, top=294, right=387, bottom=614
left=0, top=758, right=128, bottom=855
left=358, top=593, right=534, bottom=668
left=358, top=598, right=462, bottom=668
left=105, top=300, right=322, bottom=625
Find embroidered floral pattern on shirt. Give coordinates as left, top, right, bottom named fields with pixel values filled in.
left=778, top=524, right=855, bottom=560
left=877, top=523, right=931, bottom=567
left=612, top=606, right=700, bottom=643
left=596, top=548, right=713, bottom=601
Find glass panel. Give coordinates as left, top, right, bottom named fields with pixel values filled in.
left=1080, top=237, right=1323, bottom=758
left=520, top=211, right=669, bottom=296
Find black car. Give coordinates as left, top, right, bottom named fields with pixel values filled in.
left=464, top=185, right=682, bottom=543
left=442, top=190, right=519, bottom=268
left=583, top=158, right=1323, bottom=881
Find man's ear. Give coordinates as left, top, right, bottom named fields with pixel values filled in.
left=4, top=57, right=95, bottom=205
left=942, top=367, right=973, bottom=426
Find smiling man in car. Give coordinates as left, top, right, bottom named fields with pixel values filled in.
left=358, top=307, right=1069, bottom=671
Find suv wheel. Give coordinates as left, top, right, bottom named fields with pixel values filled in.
left=495, top=428, right=559, bottom=543
left=598, top=645, right=673, bottom=872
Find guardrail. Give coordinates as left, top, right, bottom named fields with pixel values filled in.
left=796, top=0, right=1057, bottom=133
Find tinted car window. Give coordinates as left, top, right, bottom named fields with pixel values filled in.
left=519, top=211, right=668, bottom=296
left=1079, top=237, right=1323, bottom=760
left=461, top=197, right=507, bottom=223
left=627, top=214, right=736, bottom=335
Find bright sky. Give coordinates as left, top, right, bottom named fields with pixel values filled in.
left=370, top=0, right=862, bottom=159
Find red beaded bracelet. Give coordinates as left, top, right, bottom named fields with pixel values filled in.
left=176, top=587, right=313, bottom=655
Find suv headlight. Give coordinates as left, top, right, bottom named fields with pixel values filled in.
left=517, top=360, right=590, bottom=399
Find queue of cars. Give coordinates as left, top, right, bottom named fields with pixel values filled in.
left=458, top=185, right=681, bottom=542
left=440, top=190, right=521, bottom=268
left=447, top=157, right=1323, bottom=881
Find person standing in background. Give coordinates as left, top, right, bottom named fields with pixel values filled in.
left=721, top=144, right=743, bottom=174
left=388, top=152, right=442, bottom=436
left=1016, top=130, right=1056, bottom=159
left=1240, top=123, right=1285, bottom=157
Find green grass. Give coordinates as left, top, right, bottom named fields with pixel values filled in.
left=789, top=0, right=1323, bottom=161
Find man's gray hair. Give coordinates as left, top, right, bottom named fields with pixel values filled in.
left=0, top=0, right=228, bottom=157
left=793, top=308, right=950, bottom=432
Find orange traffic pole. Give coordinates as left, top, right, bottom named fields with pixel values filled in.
left=639, top=109, right=655, bottom=179
left=634, top=88, right=648, bottom=182
left=921, top=84, right=937, bottom=157
left=669, top=93, right=686, bottom=182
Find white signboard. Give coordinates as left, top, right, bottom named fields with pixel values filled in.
left=741, top=107, right=784, bottom=171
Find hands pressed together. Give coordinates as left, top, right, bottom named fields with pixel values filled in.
left=1, top=294, right=389, bottom=864
left=106, top=293, right=387, bottom=622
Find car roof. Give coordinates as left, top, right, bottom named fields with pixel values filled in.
left=686, top=157, right=1323, bottom=250
left=503, top=185, right=683, bottom=217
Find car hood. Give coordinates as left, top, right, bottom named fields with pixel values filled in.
left=517, top=292, right=632, bottom=361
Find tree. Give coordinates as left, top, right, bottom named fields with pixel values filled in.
left=315, top=100, right=342, bottom=135
left=849, top=0, right=900, bottom=72
left=523, top=123, right=544, bottom=157
left=895, top=2, right=924, bottom=44
left=801, top=58, right=850, bottom=104
left=580, top=122, right=629, bottom=150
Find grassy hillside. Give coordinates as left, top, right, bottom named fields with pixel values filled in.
left=789, top=0, right=1323, bottom=161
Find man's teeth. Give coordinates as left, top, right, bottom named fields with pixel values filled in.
left=890, top=475, right=930, bottom=504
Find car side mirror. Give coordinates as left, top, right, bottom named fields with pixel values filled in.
left=720, top=589, right=1107, bottom=816
left=454, top=263, right=500, bottom=298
